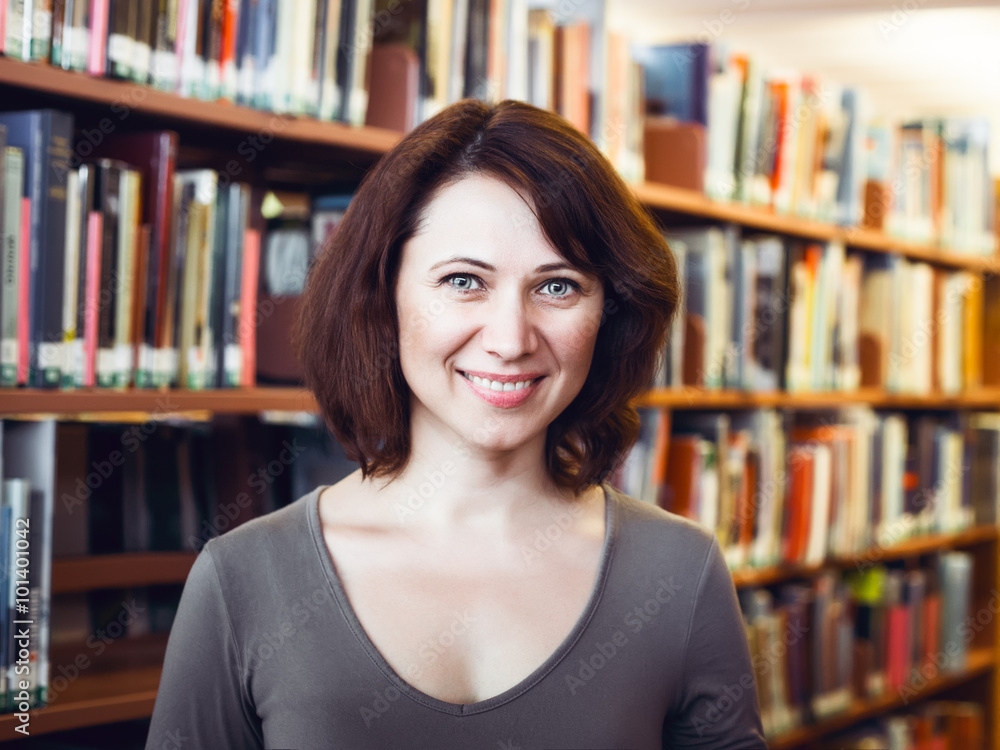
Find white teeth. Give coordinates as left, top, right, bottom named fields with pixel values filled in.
left=463, top=372, right=536, bottom=391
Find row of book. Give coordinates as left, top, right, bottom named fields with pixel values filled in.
left=612, top=408, right=1000, bottom=570
left=740, top=557, right=974, bottom=739
left=0, top=112, right=351, bottom=388
left=54, top=415, right=357, bottom=557
left=657, top=226, right=999, bottom=394
left=636, top=42, right=996, bottom=255
left=0, top=412, right=356, bottom=712
left=0, top=0, right=644, bottom=179
left=823, top=701, right=983, bottom=750
left=0, top=0, right=372, bottom=125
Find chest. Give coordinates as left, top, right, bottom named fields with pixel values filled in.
left=320, top=526, right=605, bottom=705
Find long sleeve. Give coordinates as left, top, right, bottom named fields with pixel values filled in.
left=663, top=537, right=767, bottom=748
left=145, top=543, right=263, bottom=750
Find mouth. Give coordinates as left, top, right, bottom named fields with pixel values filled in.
left=458, top=371, right=545, bottom=391
left=457, top=370, right=546, bottom=407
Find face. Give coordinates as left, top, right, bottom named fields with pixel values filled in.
left=394, top=173, right=605, bottom=455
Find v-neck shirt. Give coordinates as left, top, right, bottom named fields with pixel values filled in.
left=146, top=483, right=766, bottom=749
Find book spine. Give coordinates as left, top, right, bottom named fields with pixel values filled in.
left=0, top=149, right=24, bottom=387
left=60, top=168, right=81, bottom=388
left=95, top=162, right=119, bottom=388
left=83, top=211, right=102, bottom=387
left=16, top=197, right=30, bottom=385
left=106, top=0, right=136, bottom=79
left=252, top=0, right=276, bottom=110
left=112, top=169, right=139, bottom=387
left=218, top=0, right=238, bottom=101
left=202, top=0, right=223, bottom=100
left=68, top=163, right=89, bottom=387
left=64, top=0, right=90, bottom=71
left=4, top=0, right=28, bottom=61
left=238, top=226, right=258, bottom=387
left=29, top=0, right=52, bottom=62
left=234, top=0, right=255, bottom=105
left=35, top=113, right=73, bottom=388
left=87, top=0, right=109, bottom=74
left=135, top=134, right=177, bottom=388
left=131, top=0, right=155, bottom=83
left=49, top=0, right=66, bottom=64
left=317, top=0, right=341, bottom=121
left=151, top=0, right=179, bottom=90
left=218, top=185, right=244, bottom=386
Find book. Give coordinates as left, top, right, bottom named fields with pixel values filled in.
left=0, top=146, right=24, bottom=387
left=92, top=158, right=124, bottom=388
left=0, top=110, right=74, bottom=388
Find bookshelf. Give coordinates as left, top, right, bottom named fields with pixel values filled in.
left=0, top=48, right=998, bottom=749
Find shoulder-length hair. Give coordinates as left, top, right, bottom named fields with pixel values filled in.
left=295, top=99, right=679, bottom=495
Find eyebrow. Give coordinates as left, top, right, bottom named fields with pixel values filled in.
left=428, top=256, right=578, bottom=274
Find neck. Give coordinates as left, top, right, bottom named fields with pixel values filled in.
left=365, top=412, right=584, bottom=532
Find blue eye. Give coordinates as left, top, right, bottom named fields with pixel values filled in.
left=442, top=273, right=483, bottom=292
left=541, top=279, right=579, bottom=297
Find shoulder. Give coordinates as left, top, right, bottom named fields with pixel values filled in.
left=601, top=483, right=724, bottom=605
left=201, top=486, right=324, bottom=575
left=604, top=483, right=717, bottom=560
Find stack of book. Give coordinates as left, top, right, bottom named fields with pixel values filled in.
left=612, top=408, right=1000, bottom=570
left=1, top=0, right=371, bottom=124
left=739, top=556, right=975, bottom=739
left=0, top=1, right=645, bottom=178
left=636, top=42, right=996, bottom=255
left=655, top=226, right=995, bottom=394
left=0, top=113, right=352, bottom=390
left=0, top=410, right=357, bottom=715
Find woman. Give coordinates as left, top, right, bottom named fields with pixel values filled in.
left=146, top=99, right=766, bottom=749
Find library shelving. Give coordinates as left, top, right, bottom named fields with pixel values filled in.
left=1, top=54, right=999, bottom=749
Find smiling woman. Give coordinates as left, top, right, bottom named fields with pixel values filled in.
left=145, top=99, right=767, bottom=750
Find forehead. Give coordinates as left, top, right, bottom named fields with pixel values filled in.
left=404, top=174, right=565, bottom=267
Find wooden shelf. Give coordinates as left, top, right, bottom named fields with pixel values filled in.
left=0, top=55, right=992, bottom=265
left=0, top=386, right=998, bottom=416
left=52, top=552, right=198, bottom=594
left=0, top=386, right=317, bottom=416
left=639, top=387, right=1000, bottom=410
left=767, top=646, right=995, bottom=749
left=732, top=525, right=999, bottom=589
left=633, top=181, right=1000, bottom=271
left=0, top=634, right=168, bottom=740
left=0, top=57, right=401, bottom=157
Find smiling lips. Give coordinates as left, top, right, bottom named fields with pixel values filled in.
left=459, top=370, right=545, bottom=408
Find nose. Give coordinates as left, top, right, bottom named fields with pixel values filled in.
left=479, top=291, right=538, bottom=360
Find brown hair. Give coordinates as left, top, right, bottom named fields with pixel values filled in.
left=295, top=99, right=679, bottom=494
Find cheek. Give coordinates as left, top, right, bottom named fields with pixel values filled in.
left=397, top=297, right=473, bottom=368
left=553, top=313, right=603, bottom=373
